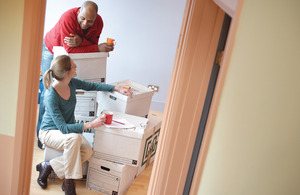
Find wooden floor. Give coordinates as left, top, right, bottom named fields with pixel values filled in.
left=29, top=110, right=162, bottom=195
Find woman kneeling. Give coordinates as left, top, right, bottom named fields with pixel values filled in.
left=36, top=55, right=132, bottom=194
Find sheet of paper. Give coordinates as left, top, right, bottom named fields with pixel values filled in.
left=103, top=118, right=135, bottom=129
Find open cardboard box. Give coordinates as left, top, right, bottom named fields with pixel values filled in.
left=97, top=80, right=154, bottom=117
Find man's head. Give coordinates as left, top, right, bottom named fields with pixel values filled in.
left=77, top=1, right=98, bottom=30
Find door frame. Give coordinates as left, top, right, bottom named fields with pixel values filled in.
left=189, top=1, right=243, bottom=194
left=10, top=0, right=46, bottom=194
left=183, top=13, right=232, bottom=194
left=11, top=0, right=243, bottom=194
left=148, top=0, right=243, bottom=194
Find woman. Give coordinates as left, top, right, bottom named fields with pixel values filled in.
left=36, top=55, right=132, bottom=194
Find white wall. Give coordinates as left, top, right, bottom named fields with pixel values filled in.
left=198, top=0, right=300, bottom=194
left=44, top=0, right=186, bottom=112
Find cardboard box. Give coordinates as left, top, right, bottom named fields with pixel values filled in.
left=97, top=80, right=154, bottom=117
left=86, top=157, right=137, bottom=195
left=136, top=112, right=162, bottom=175
left=75, top=90, right=97, bottom=117
left=53, top=46, right=108, bottom=82
left=93, top=111, right=161, bottom=175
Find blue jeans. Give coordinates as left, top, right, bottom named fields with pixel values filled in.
left=37, top=42, right=53, bottom=139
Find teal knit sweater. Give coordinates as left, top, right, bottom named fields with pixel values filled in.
left=40, top=78, right=114, bottom=134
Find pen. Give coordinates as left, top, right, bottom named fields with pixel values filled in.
left=112, top=120, right=125, bottom=125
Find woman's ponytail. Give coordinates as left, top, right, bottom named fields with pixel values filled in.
left=43, top=55, right=71, bottom=89
left=43, top=69, right=52, bottom=89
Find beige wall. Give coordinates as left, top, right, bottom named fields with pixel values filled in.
left=198, top=0, right=300, bottom=195
left=0, top=0, right=24, bottom=136
left=0, top=0, right=24, bottom=194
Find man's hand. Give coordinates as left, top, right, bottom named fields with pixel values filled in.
left=98, top=43, right=114, bottom=52
left=64, top=33, right=83, bottom=47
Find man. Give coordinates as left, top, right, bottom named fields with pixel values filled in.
left=45, top=1, right=113, bottom=53
left=37, top=1, right=113, bottom=149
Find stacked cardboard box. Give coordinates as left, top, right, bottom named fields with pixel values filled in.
left=75, top=90, right=98, bottom=117
left=53, top=46, right=108, bottom=83
left=94, top=111, right=161, bottom=175
left=86, top=158, right=137, bottom=195
left=86, top=111, right=162, bottom=194
left=97, top=80, right=154, bottom=117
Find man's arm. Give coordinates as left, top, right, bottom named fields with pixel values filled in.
left=64, top=33, right=83, bottom=47
left=61, top=13, right=114, bottom=53
left=64, top=35, right=114, bottom=52
left=60, top=15, right=99, bottom=53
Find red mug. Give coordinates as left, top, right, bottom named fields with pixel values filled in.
left=104, top=112, right=113, bottom=124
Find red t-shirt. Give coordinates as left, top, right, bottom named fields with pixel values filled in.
left=45, top=7, right=103, bottom=54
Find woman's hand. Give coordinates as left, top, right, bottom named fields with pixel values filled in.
left=83, top=114, right=106, bottom=130
left=114, top=86, right=133, bottom=98
left=92, top=115, right=106, bottom=127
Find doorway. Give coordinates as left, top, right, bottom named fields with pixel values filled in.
left=29, top=0, right=186, bottom=194
left=13, top=0, right=240, bottom=194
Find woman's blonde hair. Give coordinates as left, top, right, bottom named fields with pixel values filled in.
left=43, top=55, right=72, bottom=89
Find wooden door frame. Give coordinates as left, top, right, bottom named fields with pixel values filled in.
left=148, top=0, right=243, bottom=194
left=189, top=1, right=243, bottom=193
left=11, top=0, right=46, bottom=194
left=12, top=0, right=242, bottom=194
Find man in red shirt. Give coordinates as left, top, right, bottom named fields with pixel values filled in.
left=37, top=1, right=113, bottom=149
left=45, top=1, right=113, bottom=53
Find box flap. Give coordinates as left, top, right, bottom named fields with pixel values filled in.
left=95, top=110, right=148, bottom=139
left=95, top=126, right=145, bottom=139
left=76, top=90, right=98, bottom=97
left=109, top=80, right=154, bottom=102
left=53, top=46, right=109, bottom=59
left=69, top=52, right=109, bottom=59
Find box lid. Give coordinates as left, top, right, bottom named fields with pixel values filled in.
left=53, top=46, right=109, bottom=59
left=69, top=52, right=109, bottom=59
left=103, top=80, right=154, bottom=102
left=95, top=110, right=148, bottom=139
left=75, top=90, right=97, bottom=97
